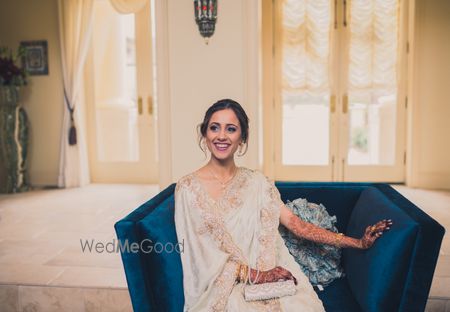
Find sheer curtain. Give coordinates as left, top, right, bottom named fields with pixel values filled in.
left=348, top=0, right=398, bottom=95
left=279, top=0, right=332, bottom=166
left=281, top=0, right=398, bottom=100
left=347, top=0, right=399, bottom=165
left=57, top=0, right=94, bottom=188
left=281, top=0, right=331, bottom=102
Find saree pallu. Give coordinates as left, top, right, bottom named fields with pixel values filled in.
left=175, top=167, right=325, bottom=312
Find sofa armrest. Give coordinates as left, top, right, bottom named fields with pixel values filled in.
left=114, top=184, right=178, bottom=312
left=343, top=185, right=444, bottom=312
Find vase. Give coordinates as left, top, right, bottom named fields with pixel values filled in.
left=0, top=86, right=30, bottom=193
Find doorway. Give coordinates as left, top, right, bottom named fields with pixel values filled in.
left=263, top=0, right=408, bottom=182
left=85, top=0, right=158, bottom=183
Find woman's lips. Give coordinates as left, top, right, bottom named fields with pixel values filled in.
left=214, top=143, right=230, bottom=152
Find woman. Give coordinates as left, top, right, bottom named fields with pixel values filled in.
left=174, top=99, right=391, bottom=311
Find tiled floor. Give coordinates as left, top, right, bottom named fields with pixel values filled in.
left=391, top=186, right=450, bottom=300
left=0, top=183, right=449, bottom=311
left=0, top=184, right=159, bottom=289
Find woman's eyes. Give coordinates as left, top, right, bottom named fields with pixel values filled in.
left=208, top=125, right=237, bottom=133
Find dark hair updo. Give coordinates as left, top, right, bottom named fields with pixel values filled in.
left=198, top=99, right=250, bottom=155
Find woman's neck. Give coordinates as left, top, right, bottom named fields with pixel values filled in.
left=207, top=158, right=237, bottom=177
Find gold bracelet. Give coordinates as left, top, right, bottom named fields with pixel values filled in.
left=239, top=264, right=247, bottom=283
left=335, top=233, right=344, bottom=247
left=244, top=265, right=250, bottom=284
left=235, top=264, right=241, bottom=282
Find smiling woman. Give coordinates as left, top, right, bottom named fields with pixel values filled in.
left=173, top=98, right=390, bottom=311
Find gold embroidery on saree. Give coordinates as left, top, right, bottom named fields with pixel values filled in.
left=176, top=170, right=282, bottom=311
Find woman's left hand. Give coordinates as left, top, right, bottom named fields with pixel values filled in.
left=360, top=219, right=393, bottom=249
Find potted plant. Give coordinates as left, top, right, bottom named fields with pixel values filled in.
left=0, top=46, right=30, bottom=193
left=0, top=46, right=27, bottom=101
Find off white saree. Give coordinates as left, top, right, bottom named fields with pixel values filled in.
left=175, top=167, right=325, bottom=312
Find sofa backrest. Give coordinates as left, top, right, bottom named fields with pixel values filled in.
left=276, top=182, right=370, bottom=232
left=343, top=186, right=444, bottom=312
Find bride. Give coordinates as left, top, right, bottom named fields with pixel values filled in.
left=174, top=99, right=391, bottom=311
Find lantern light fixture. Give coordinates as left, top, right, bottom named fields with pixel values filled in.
left=194, top=0, right=218, bottom=44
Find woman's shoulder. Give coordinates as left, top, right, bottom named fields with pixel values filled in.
left=238, top=167, right=271, bottom=184
left=175, top=172, right=196, bottom=193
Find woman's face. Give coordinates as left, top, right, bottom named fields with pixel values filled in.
left=205, top=109, right=242, bottom=161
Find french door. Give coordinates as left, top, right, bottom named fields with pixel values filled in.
left=264, top=0, right=408, bottom=182
left=85, top=0, right=158, bottom=183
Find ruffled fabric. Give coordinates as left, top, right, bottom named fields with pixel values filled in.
left=279, top=198, right=344, bottom=287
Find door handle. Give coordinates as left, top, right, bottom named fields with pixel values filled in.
left=334, top=0, right=338, bottom=29
left=148, top=96, right=153, bottom=115
left=138, top=97, right=143, bottom=115
left=342, top=94, right=348, bottom=114
left=330, top=95, right=336, bottom=113
left=343, top=0, right=347, bottom=27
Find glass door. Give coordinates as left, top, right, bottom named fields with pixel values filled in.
left=341, top=0, right=406, bottom=182
left=268, top=0, right=406, bottom=182
left=86, top=0, right=158, bottom=183
left=272, top=0, right=336, bottom=181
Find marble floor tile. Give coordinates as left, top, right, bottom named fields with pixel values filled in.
left=48, top=266, right=128, bottom=288
left=0, top=284, right=19, bottom=312
left=0, top=223, right=48, bottom=240
left=0, top=264, right=66, bottom=285
left=18, top=285, right=84, bottom=312
left=430, top=276, right=450, bottom=298
left=426, top=298, right=447, bottom=312
left=34, top=230, right=113, bottom=245
left=83, top=288, right=132, bottom=312
left=0, top=239, right=65, bottom=265
left=45, top=244, right=122, bottom=269
left=435, top=256, right=450, bottom=277
left=439, top=237, right=450, bottom=255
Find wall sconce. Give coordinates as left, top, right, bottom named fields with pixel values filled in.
left=194, top=0, right=217, bottom=44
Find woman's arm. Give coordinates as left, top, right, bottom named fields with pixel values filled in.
left=279, top=205, right=391, bottom=249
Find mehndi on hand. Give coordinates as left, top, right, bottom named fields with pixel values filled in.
left=360, top=219, right=393, bottom=249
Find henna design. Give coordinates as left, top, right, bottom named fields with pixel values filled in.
left=283, top=207, right=392, bottom=249
left=249, top=266, right=297, bottom=285
left=360, top=219, right=393, bottom=249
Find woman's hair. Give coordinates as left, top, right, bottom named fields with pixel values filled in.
left=197, top=99, right=250, bottom=155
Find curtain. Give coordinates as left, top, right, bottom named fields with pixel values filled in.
left=281, top=0, right=331, bottom=100
left=57, top=0, right=94, bottom=188
left=348, top=0, right=399, bottom=96
left=109, top=0, right=148, bottom=14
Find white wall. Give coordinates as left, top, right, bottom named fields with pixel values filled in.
left=155, top=0, right=261, bottom=187
left=0, top=0, right=63, bottom=187
left=1, top=0, right=449, bottom=190
left=407, top=0, right=450, bottom=190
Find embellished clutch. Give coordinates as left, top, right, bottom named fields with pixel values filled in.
left=243, top=280, right=297, bottom=302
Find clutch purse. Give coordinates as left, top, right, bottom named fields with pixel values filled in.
left=243, top=280, right=297, bottom=302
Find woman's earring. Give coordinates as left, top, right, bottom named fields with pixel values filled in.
left=237, top=143, right=244, bottom=157
left=201, top=139, right=208, bottom=153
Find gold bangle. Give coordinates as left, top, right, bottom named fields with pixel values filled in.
left=335, top=233, right=344, bottom=247
left=239, top=264, right=247, bottom=283
left=244, top=265, right=249, bottom=284
left=245, top=265, right=250, bottom=284
left=235, top=264, right=241, bottom=282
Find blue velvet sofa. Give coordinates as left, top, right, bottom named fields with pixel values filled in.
left=114, top=182, right=445, bottom=312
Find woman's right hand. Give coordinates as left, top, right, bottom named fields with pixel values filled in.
left=250, top=266, right=297, bottom=285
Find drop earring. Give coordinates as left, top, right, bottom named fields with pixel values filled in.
left=201, top=139, right=208, bottom=153
left=238, top=143, right=244, bottom=157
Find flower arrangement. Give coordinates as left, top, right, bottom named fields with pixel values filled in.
left=0, top=46, right=28, bottom=86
